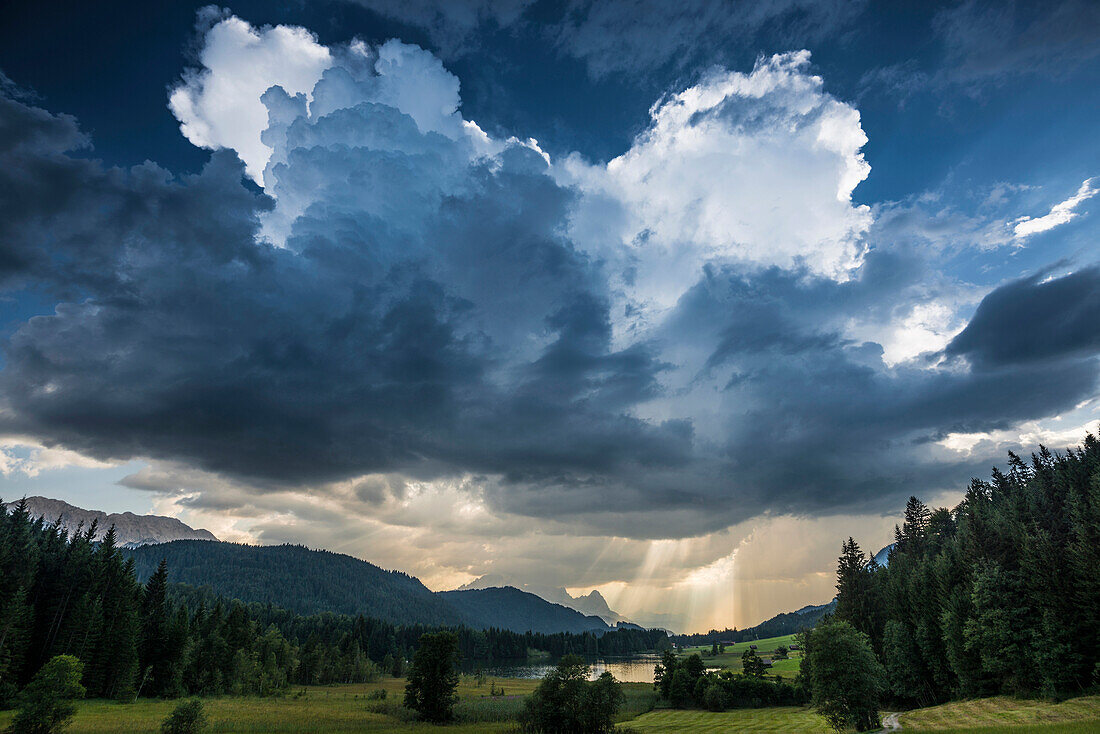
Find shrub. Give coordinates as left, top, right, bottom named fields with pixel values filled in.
left=704, top=684, right=726, bottom=712
left=520, top=656, right=624, bottom=734
left=160, top=699, right=207, bottom=734
left=8, top=655, right=86, bottom=734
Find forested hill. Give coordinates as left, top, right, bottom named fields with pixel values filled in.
left=833, top=436, right=1100, bottom=705
left=125, top=540, right=611, bottom=634
left=125, top=540, right=463, bottom=627
left=672, top=598, right=836, bottom=646
left=438, top=587, right=610, bottom=635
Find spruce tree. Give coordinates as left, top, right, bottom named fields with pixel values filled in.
left=139, top=559, right=173, bottom=697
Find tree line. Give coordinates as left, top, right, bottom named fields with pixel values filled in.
left=167, top=584, right=666, bottom=675
left=0, top=498, right=667, bottom=706
left=832, top=435, right=1100, bottom=707
left=652, top=647, right=807, bottom=711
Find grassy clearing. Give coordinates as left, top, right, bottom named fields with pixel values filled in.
left=902, top=724, right=1100, bottom=734
left=616, top=684, right=659, bottom=722
left=625, top=706, right=831, bottom=732
left=684, top=633, right=803, bottom=677
left=0, top=676, right=656, bottom=733
left=900, top=695, right=1100, bottom=732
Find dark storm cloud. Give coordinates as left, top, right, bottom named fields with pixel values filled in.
left=0, top=91, right=688, bottom=496
left=946, top=267, right=1100, bottom=369
left=0, top=93, right=266, bottom=293
left=0, top=21, right=1097, bottom=538
left=637, top=262, right=1099, bottom=518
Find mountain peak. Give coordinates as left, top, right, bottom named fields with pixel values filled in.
left=5, top=496, right=217, bottom=547
left=454, top=575, right=630, bottom=625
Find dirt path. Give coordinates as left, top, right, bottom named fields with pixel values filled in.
left=880, top=712, right=902, bottom=731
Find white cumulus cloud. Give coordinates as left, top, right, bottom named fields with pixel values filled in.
left=561, top=51, right=872, bottom=337
left=169, top=16, right=333, bottom=185
left=1013, top=177, right=1098, bottom=238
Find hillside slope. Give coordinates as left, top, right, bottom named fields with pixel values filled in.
left=125, top=540, right=463, bottom=626
left=126, top=540, right=618, bottom=633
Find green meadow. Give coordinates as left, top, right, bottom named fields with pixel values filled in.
left=898, top=695, right=1100, bottom=732
left=683, top=632, right=803, bottom=678
left=0, top=676, right=657, bottom=733
left=2, top=674, right=1098, bottom=733
left=627, top=705, right=832, bottom=732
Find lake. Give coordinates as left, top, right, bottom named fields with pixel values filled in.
left=462, top=652, right=664, bottom=683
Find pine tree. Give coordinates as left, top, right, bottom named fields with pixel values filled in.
left=139, top=559, right=175, bottom=697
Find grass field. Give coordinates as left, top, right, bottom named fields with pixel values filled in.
left=5, top=666, right=1096, bottom=733
left=626, top=695, right=1100, bottom=734
left=900, top=695, right=1100, bottom=732
left=683, top=633, right=803, bottom=678
left=0, top=675, right=655, bottom=733
left=0, top=676, right=538, bottom=733
left=626, top=706, right=832, bottom=732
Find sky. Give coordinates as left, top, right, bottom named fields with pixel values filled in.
left=0, top=0, right=1098, bottom=632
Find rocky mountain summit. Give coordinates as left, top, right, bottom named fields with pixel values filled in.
left=4, top=496, right=217, bottom=546
left=457, top=573, right=633, bottom=625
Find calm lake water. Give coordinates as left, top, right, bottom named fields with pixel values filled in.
left=462, top=653, right=664, bottom=683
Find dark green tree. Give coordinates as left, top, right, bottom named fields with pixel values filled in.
left=81, top=528, right=140, bottom=700
left=803, top=621, right=885, bottom=732
left=404, top=631, right=460, bottom=723
left=581, top=672, right=624, bottom=733
left=653, top=648, right=678, bottom=699
left=8, top=654, right=85, bottom=734
left=520, top=655, right=592, bottom=733
left=741, top=648, right=766, bottom=677
left=668, top=668, right=692, bottom=708
left=139, top=559, right=180, bottom=697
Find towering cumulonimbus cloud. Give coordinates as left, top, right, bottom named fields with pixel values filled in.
left=169, top=13, right=334, bottom=185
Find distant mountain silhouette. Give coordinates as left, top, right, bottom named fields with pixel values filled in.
left=457, top=574, right=631, bottom=624
left=438, top=587, right=611, bottom=634
left=872, top=544, right=894, bottom=567
left=5, top=496, right=217, bottom=546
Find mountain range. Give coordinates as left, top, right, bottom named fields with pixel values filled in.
left=125, top=539, right=616, bottom=635
left=14, top=497, right=837, bottom=637
left=3, top=496, right=217, bottom=546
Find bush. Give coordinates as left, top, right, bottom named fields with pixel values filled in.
left=8, top=655, right=86, bottom=734
left=704, top=684, right=726, bottom=711
left=519, top=656, right=624, bottom=734
left=160, top=699, right=207, bottom=734
left=364, top=698, right=418, bottom=721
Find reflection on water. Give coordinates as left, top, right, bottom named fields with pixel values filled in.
left=462, top=653, right=663, bottom=683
